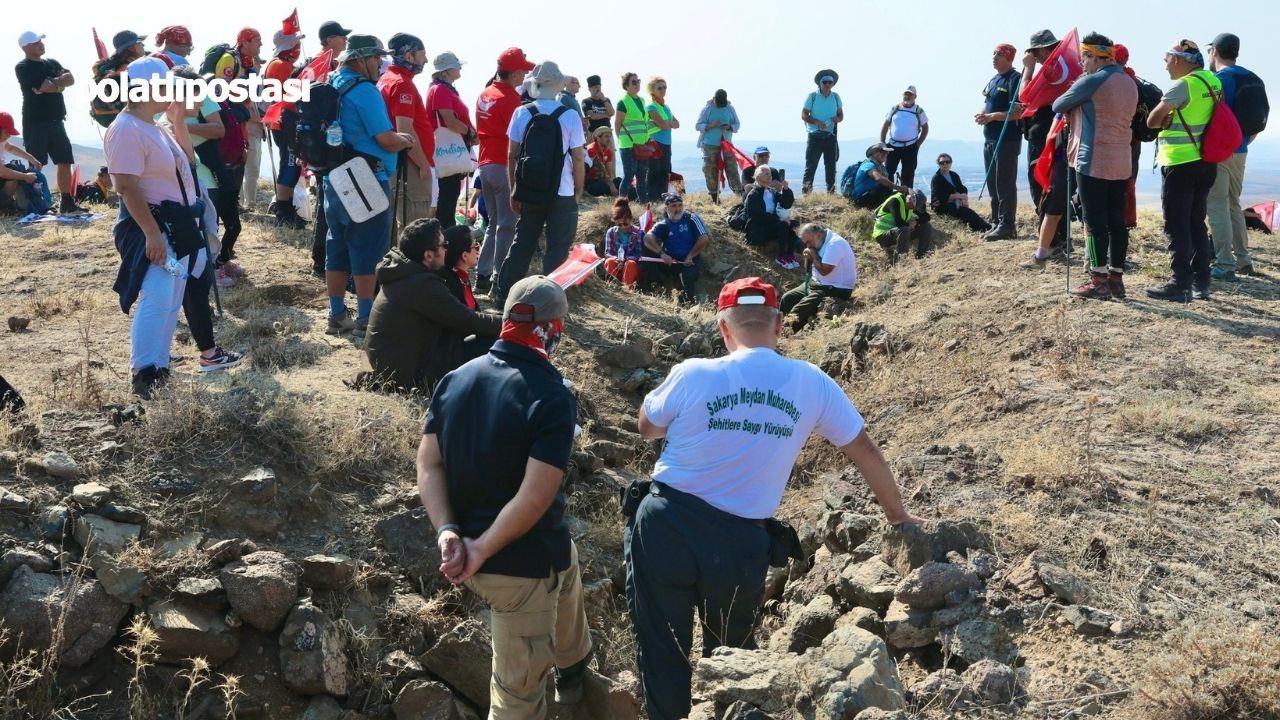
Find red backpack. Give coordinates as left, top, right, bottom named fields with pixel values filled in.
left=216, top=101, right=248, bottom=168
left=1178, top=72, right=1243, bottom=163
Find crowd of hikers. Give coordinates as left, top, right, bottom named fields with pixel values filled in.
left=2, top=18, right=1273, bottom=720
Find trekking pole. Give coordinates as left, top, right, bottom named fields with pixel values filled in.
left=1064, top=169, right=1073, bottom=296
left=211, top=262, right=224, bottom=317
left=264, top=129, right=278, bottom=205
left=976, top=74, right=1026, bottom=201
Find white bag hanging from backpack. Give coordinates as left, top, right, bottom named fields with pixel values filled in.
left=434, top=127, right=475, bottom=177
left=329, top=157, right=390, bottom=223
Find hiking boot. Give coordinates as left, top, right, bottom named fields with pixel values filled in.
left=59, top=194, right=88, bottom=214
left=274, top=204, right=308, bottom=230
left=1210, top=267, right=1238, bottom=282
left=1108, top=272, right=1126, bottom=299
left=326, top=310, right=356, bottom=335
left=801, top=182, right=813, bottom=195
left=1191, top=284, right=1211, bottom=301
left=198, top=347, right=244, bottom=373
left=1144, top=282, right=1191, bottom=303
left=983, top=227, right=1017, bottom=241
left=474, top=275, right=493, bottom=294
left=826, top=185, right=836, bottom=194
left=131, top=365, right=165, bottom=399
left=353, top=317, right=369, bottom=342
left=1070, top=272, right=1112, bottom=300
left=1238, top=263, right=1255, bottom=275
left=554, top=652, right=592, bottom=705
left=710, top=192, right=719, bottom=205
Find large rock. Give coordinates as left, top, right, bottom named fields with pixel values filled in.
left=0, top=548, right=54, bottom=586
left=420, top=619, right=493, bottom=708
left=70, top=482, right=112, bottom=506
left=546, top=669, right=642, bottom=720
left=837, top=557, right=901, bottom=612
left=1037, top=563, right=1091, bottom=605
left=821, top=512, right=881, bottom=555
left=42, top=451, right=81, bottom=479
left=601, top=338, right=655, bottom=369
left=768, top=594, right=838, bottom=655
left=802, top=626, right=907, bottom=717
left=146, top=599, right=240, bottom=665
left=882, top=600, right=938, bottom=650
left=393, top=679, right=460, bottom=720
left=881, top=521, right=991, bottom=576
left=89, top=554, right=148, bottom=605
left=0, top=565, right=129, bottom=667
left=941, top=619, right=1017, bottom=665
left=302, top=553, right=359, bottom=591
left=375, top=508, right=446, bottom=593
left=892, top=561, right=980, bottom=611
left=694, top=648, right=802, bottom=715
left=219, top=551, right=300, bottom=631
left=279, top=599, right=349, bottom=696
left=962, top=659, right=1017, bottom=705
left=73, top=514, right=142, bottom=557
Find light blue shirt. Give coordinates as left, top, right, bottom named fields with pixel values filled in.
left=804, top=91, right=841, bottom=134
left=331, top=67, right=397, bottom=180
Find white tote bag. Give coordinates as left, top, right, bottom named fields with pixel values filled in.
left=434, top=127, right=475, bottom=177
left=329, top=157, right=390, bottom=224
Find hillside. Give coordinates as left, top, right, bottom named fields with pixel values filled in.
left=0, top=188, right=1278, bottom=720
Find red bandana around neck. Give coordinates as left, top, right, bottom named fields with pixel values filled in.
left=454, top=268, right=476, bottom=310
left=500, top=319, right=564, bottom=359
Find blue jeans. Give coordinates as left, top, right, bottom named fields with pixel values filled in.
left=620, top=147, right=651, bottom=202
left=496, top=195, right=580, bottom=301
left=323, top=178, right=391, bottom=276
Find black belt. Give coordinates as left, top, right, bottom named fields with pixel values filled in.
left=649, top=481, right=767, bottom=527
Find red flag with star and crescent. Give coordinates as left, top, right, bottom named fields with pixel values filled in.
left=1019, top=28, right=1082, bottom=115
left=92, top=28, right=108, bottom=61
left=283, top=9, right=301, bottom=36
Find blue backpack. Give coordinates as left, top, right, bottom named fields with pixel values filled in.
left=6, top=161, right=52, bottom=214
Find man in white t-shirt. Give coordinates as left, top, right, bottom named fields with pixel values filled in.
left=627, top=277, right=923, bottom=720
left=779, top=223, right=857, bottom=332
left=880, top=85, right=929, bottom=188
left=496, top=60, right=585, bottom=304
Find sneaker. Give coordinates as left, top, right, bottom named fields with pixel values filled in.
left=1210, top=267, right=1238, bottom=282
left=775, top=254, right=792, bottom=269
left=474, top=275, right=493, bottom=294
left=353, top=317, right=369, bottom=341
left=215, top=268, right=236, bottom=288
left=131, top=366, right=160, bottom=399
left=1070, top=272, right=1112, bottom=300
left=59, top=195, right=88, bottom=214
left=801, top=182, right=813, bottom=195
left=1191, top=284, right=1211, bottom=301
left=1108, top=272, right=1126, bottom=299
left=983, top=228, right=1017, bottom=241
left=326, top=310, right=356, bottom=335
left=198, top=347, right=244, bottom=373
left=553, top=652, right=591, bottom=706
left=222, top=261, right=248, bottom=278
left=274, top=204, right=308, bottom=230
left=1144, top=282, right=1191, bottom=303
left=1020, top=249, right=1051, bottom=269
left=1237, top=263, right=1255, bottom=276
left=267, top=200, right=281, bottom=215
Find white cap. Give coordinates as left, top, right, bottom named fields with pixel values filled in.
left=18, top=31, right=45, bottom=48
left=125, top=56, right=176, bottom=88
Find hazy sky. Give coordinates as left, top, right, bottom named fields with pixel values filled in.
left=6, top=0, right=1278, bottom=151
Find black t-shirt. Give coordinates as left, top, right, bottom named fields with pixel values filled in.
left=1023, top=106, right=1055, bottom=151
left=15, top=58, right=67, bottom=122
left=424, top=340, right=576, bottom=578
left=982, top=69, right=1021, bottom=143
left=581, top=95, right=612, bottom=132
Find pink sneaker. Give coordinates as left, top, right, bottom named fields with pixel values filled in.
left=215, top=268, right=236, bottom=288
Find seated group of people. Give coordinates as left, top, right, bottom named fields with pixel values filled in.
left=602, top=193, right=710, bottom=304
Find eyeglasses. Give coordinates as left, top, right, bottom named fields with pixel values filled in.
left=821, top=80, right=835, bottom=85
left=656, top=85, right=667, bottom=90
left=938, top=159, right=952, bottom=165
left=629, top=79, right=640, bottom=85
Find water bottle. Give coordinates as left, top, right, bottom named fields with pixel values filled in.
left=326, top=120, right=343, bottom=147
left=163, top=249, right=187, bottom=279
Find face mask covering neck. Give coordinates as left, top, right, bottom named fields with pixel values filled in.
left=499, top=318, right=564, bottom=359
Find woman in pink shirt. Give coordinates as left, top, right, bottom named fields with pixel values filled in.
left=427, top=52, right=477, bottom=228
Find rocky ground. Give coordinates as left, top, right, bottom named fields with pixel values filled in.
left=0, top=187, right=1278, bottom=720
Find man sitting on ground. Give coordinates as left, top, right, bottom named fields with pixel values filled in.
left=642, top=192, right=710, bottom=305
left=780, top=223, right=857, bottom=332
left=741, top=146, right=770, bottom=189
left=365, top=218, right=502, bottom=394
left=843, top=143, right=911, bottom=209
left=872, top=190, right=933, bottom=263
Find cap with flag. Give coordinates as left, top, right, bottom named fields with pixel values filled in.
left=283, top=9, right=301, bottom=37
left=1020, top=27, right=1081, bottom=115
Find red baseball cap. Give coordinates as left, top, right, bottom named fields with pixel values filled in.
left=0, top=112, right=19, bottom=137
left=1114, top=43, right=1130, bottom=65
left=717, top=277, right=778, bottom=311
left=497, top=47, right=535, bottom=73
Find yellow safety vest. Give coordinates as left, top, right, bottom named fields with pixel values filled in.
left=1157, top=69, right=1221, bottom=167
left=617, top=94, right=652, bottom=149
left=873, top=193, right=913, bottom=238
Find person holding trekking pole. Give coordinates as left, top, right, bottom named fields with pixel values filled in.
left=975, top=43, right=1023, bottom=240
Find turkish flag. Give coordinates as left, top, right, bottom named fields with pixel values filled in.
left=1020, top=28, right=1081, bottom=115
left=1248, top=200, right=1276, bottom=232
left=548, top=244, right=605, bottom=288
left=262, top=50, right=333, bottom=130
left=92, top=28, right=108, bottom=61
left=283, top=9, right=301, bottom=36
left=718, top=139, right=754, bottom=189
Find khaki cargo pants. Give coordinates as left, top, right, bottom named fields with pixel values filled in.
left=465, top=540, right=592, bottom=720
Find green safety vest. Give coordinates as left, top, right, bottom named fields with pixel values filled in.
left=872, top=193, right=913, bottom=238
left=617, top=94, right=652, bottom=149
left=1157, top=69, right=1221, bottom=167
left=648, top=101, right=673, bottom=141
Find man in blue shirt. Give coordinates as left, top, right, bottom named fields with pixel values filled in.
left=801, top=69, right=843, bottom=195
left=845, top=143, right=911, bottom=209
left=321, top=34, right=414, bottom=339
left=976, top=43, right=1023, bottom=240
left=642, top=192, right=710, bottom=304
left=1206, top=33, right=1259, bottom=280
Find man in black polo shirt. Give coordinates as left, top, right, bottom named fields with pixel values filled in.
left=976, top=42, right=1023, bottom=240
left=14, top=31, right=84, bottom=213
left=417, top=275, right=591, bottom=718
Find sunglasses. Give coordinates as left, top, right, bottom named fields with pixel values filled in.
left=629, top=79, right=640, bottom=85
left=938, top=159, right=952, bottom=165
left=655, top=85, right=667, bottom=91
left=821, top=80, right=835, bottom=85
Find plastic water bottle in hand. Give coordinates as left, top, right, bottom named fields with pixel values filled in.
left=326, top=120, right=343, bottom=147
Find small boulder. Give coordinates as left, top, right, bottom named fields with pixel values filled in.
left=546, top=669, right=642, bottom=720
left=962, top=659, right=1017, bottom=705
left=375, top=509, right=445, bottom=594
left=0, top=486, right=31, bottom=511
left=0, top=565, right=129, bottom=667
left=0, top=548, right=55, bottom=586
left=229, top=466, right=278, bottom=504
left=1005, top=550, right=1061, bottom=599
left=587, top=439, right=635, bottom=466
left=302, top=553, right=359, bottom=591
left=39, top=505, right=70, bottom=540
left=1037, top=563, right=1091, bottom=604
left=42, top=451, right=81, bottom=479
left=822, top=512, right=881, bottom=555
left=394, top=679, right=460, bottom=720
left=93, top=503, right=148, bottom=525
left=203, top=538, right=257, bottom=565
left=836, top=607, right=885, bottom=638
left=89, top=554, right=148, bottom=605
left=893, top=561, right=980, bottom=611
left=279, top=599, right=349, bottom=697
left=837, top=557, right=901, bottom=612
left=602, top=338, right=655, bottom=369
left=300, top=695, right=345, bottom=720
left=73, top=514, right=142, bottom=557
left=910, top=669, right=973, bottom=707
left=853, top=710, right=908, bottom=720
left=219, top=551, right=300, bottom=631
left=70, top=482, right=112, bottom=507
left=155, top=531, right=204, bottom=560
left=678, top=332, right=712, bottom=358
left=1062, top=605, right=1116, bottom=636
left=693, top=647, right=802, bottom=715
left=942, top=619, right=1017, bottom=665
left=420, top=620, right=493, bottom=708
left=147, top=599, right=240, bottom=665
left=880, top=520, right=991, bottom=576
left=768, top=594, right=838, bottom=655
left=173, top=577, right=227, bottom=611
left=882, top=600, right=938, bottom=649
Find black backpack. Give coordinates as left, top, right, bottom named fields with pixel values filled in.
left=1231, top=70, right=1269, bottom=138
left=199, top=43, right=238, bottom=78
left=1131, top=75, right=1165, bottom=143
left=293, top=78, right=367, bottom=176
left=512, top=103, right=570, bottom=204
left=724, top=202, right=748, bottom=232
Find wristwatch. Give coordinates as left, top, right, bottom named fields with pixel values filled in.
left=436, top=523, right=461, bottom=538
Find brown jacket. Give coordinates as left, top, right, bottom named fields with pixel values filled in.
left=364, top=249, right=501, bottom=393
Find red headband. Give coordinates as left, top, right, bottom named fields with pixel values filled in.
left=994, top=43, right=1016, bottom=61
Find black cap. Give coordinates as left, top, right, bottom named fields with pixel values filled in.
left=586, top=74, right=601, bottom=87
left=112, top=30, right=147, bottom=54
left=318, top=21, right=352, bottom=40
left=1208, top=33, right=1240, bottom=57
left=387, top=33, right=424, bottom=55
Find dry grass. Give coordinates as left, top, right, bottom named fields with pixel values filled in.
left=1138, top=620, right=1280, bottom=719
left=1116, top=391, right=1229, bottom=444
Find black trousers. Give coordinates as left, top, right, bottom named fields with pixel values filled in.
left=435, top=173, right=465, bottom=228
left=312, top=190, right=327, bottom=273
left=625, top=482, right=770, bottom=720
left=211, top=165, right=244, bottom=265
left=938, top=201, right=992, bottom=232
left=780, top=283, right=852, bottom=330
left=803, top=133, right=839, bottom=190
left=984, top=137, right=1021, bottom=232
left=885, top=142, right=921, bottom=189
left=853, top=184, right=894, bottom=211
left=648, top=143, right=673, bottom=200
left=877, top=223, right=934, bottom=263
left=1161, top=160, right=1217, bottom=289
left=1079, top=174, right=1129, bottom=273
left=640, top=260, right=700, bottom=303
left=183, top=258, right=216, bottom=353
